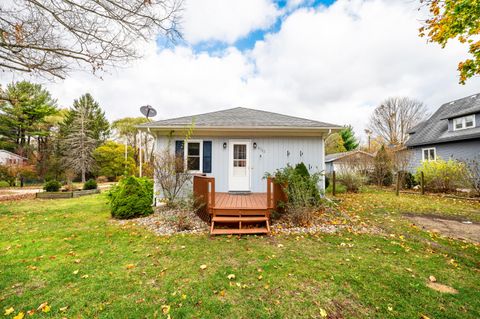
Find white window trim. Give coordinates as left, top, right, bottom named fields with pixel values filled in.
left=184, top=140, right=203, bottom=173
left=422, top=147, right=436, bottom=161
left=453, top=115, right=476, bottom=131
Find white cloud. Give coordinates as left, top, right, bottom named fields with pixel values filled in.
left=182, top=0, right=281, bottom=44
left=4, top=0, right=480, bottom=142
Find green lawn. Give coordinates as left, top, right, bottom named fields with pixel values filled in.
left=0, top=191, right=479, bottom=318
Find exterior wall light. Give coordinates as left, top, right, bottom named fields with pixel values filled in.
left=253, top=142, right=257, bottom=149
left=223, top=142, right=227, bottom=149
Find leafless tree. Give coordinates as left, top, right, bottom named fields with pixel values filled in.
left=153, top=148, right=191, bottom=203
left=62, top=100, right=96, bottom=183
left=463, top=156, right=480, bottom=196
left=0, top=0, right=183, bottom=79
left=368, top=97, right=429, bottom=146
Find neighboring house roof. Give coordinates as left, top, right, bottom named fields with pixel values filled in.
left=406, top=93, right=480, bottom=147
left=325, top=150, right=374, bottom=163
left=0, top=150, right=27, bottom=160
left=140, top=107, right=341, bottom=130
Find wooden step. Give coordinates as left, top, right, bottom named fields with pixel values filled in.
left=212, top=216, right=268, bottom=222
left=210, top=228, right=269, bottom=235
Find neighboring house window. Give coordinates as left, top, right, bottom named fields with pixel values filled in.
left=185, top=141, right=202, bottom=172
left=422, top=147, right=436, bottom=161
left=453, top=115, right=475, bottom=130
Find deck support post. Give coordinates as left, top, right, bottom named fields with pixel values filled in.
left=332, top=171, right=336, bottom=196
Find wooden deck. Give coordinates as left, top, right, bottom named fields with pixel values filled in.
left=214, top=192, right=268, bottom=210
left=193, top=176, right=286, bottom=235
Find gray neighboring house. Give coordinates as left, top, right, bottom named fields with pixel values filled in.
left=140, top=107, right=341, bottom=201
left=324, top=150, right=374, bottom=174
left=405, top=93, right=480, bottom=169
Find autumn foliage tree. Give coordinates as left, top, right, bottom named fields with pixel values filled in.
left=419, top=0, right=480, bottom=84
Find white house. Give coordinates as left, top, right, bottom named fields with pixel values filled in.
left=141, top=107, right=341, bottom=197
left=0, top=150, right=27, bottom=166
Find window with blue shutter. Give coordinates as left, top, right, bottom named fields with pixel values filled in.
left=175, top=140, right=184, bottom=172
left=203, top=141, right=212, bottom=173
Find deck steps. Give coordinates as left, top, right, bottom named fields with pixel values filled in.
left=210, top=228, right=269, bottom=235
left=212, top=216, right=268, bottom=222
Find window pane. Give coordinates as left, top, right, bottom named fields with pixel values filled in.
left=187, top=143, right=200, bottom=156
left=424, top=150, right=428, bottom=160
left=429, top=149, right=435, bottom=160
left=187, top=156, right=200, bottom=170
left=454, top=118, right=463, bottom=129
left=465, top=115, right=474, bottom=127
left=234, top=144, right=246, bottom=160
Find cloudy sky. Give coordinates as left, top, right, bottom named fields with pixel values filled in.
left=6, top=0, right=480, bottom=141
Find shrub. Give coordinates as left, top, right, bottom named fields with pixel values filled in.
left=371, top=145, right=393, bottom=186
left=401, top=171, right=417, bottom=189
left=0, top=180, right=10, bottom=188
left=83, top=179, right=98, bottom=190
left=462, top=156, right=480, bottom=196
left=108, top=176, right=154, bottom=219
left=44, top=180, right=61, bottom=192
left=96, top=176, right=109, bottom=183
left=336, top=171, right=366, bottom=193
left=268, top=163, right=324, bottom=225
left=415, top=158, right=467, bottom=192
left=272, top=164, right=322, bottom=208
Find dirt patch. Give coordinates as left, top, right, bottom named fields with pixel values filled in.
left=405, top=214, right=480, bottom=243
left=427, top=282, right=459, bottom=294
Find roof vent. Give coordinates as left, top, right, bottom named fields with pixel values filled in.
left=471, top=95, right=477, bottom=99
left=449, top=101, right=455, bottom=105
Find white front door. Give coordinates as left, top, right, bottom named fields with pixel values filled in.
left=228, top=140, right=250, bottom=191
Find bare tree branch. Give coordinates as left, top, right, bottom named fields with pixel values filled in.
left=368, top=97, right=429, bottom=146
left=0, top=0, right=183, bottom=79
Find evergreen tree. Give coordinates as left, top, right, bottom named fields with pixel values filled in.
left=339, top=125, right=359, bottom=151
left=61, top=93, right=109, bottom=145
left=0, top=81, right=57, bottom=154
left=373, top=145, right=393, bottom=186
left=63, top=101, right=96, bottom=183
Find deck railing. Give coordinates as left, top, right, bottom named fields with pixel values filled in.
left=266, top=177, right=287, bottom=212
left=193, top=175, right=215, bottom=223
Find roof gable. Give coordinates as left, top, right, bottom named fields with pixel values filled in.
left=406, top=93, right=480, bottom=147
left=141, top=107, right=341, bottom=129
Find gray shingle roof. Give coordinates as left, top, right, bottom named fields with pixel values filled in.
left=325, top=150, right=374, bottom=162
left=406, top=93, right=480, bottom=147
left=141, top=107, right=341, bottom=129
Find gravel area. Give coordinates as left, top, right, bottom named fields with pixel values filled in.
left=271, top=223, right=382, bottom=235
left=115, top=208, right=209, bottom=236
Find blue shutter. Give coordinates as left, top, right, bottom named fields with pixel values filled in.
left=175, top=140, right=184, bottom=172
left=203, top=141, right=212, bottom=173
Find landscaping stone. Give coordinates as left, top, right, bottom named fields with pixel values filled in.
left=115, top=208, right=209, bottom=236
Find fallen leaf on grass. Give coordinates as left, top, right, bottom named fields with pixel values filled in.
left=319, top=308, right=328, bottom=318
left=257, top=275, right=263, bottom=280
left=81, top=274, right=89, bottom=279
left=227, top=274, right=235, bottom=280
left=161, top=305, right=170, bottom=314
left=26, top=310, right=34, bottom=316
left=37, top=302, right=50, bottom=313
left=420, top=315, right=431, bottom=319
left=59, top=306, right=69, bottom=312
left=13, top=312, right=24, bottom=319
left=4, top=307, right=14, bottom=315
left=428, top=275, right=436, bottom=282
left=200, top=264, right=207, bottom=270
left=73, top=270, right=79, bottom=275
left=126, top=264, right=135, bottom=269
left=427, top=282, right=458, bottom=294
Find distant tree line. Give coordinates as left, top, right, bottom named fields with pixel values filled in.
left=0, top=80, right=153, bottom=185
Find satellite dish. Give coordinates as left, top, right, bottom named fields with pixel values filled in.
left=140, top=105, right=157, bottom=118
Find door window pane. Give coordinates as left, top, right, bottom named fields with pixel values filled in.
left=234, top=144, right=246, bottom=160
